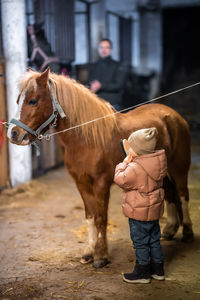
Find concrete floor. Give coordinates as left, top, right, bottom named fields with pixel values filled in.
left=0, top=145, right=199, bottom=299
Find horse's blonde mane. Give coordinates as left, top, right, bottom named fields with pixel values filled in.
left=19, top=71, right=117, bottom=147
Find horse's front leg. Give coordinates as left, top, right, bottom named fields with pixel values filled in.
left=93, top=185, right=110, bottom=268
left=76, top=176, right=110, bottom=268
left=79, top=216, right=97, bottom=264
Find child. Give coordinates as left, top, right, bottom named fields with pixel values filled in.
left=114, top=127, right=167, bottom=284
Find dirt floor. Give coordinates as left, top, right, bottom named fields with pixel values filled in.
left=0, top=147, right=200, bottom=300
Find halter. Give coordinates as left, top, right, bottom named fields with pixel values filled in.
left=10, top=81, right=66, bottom=140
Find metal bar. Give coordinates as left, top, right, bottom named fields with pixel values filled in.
left=87, top=2, right=91, bottom=62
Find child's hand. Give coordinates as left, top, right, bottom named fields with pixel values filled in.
left=123, top=147, right=137, bottom=163
left=123, top=139, right=130, bottom=154
left=124, top=151, right=134, bottom=163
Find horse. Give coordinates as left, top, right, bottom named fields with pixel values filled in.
left=8, top=68, right=193, bottom=268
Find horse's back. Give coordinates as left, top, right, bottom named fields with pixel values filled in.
left=117, top=103, right=190, bottom=170
left=128, top=103, right=188, bottom=127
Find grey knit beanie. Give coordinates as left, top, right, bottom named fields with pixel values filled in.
left=128, top=127, right=158, bottom=155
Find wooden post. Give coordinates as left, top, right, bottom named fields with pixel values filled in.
left=1, top=0, right=32, bottom=186
left=0, top=62, right=9, bottom=189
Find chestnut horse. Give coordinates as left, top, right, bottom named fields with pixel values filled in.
left=8, top=68, right=193, bottom=268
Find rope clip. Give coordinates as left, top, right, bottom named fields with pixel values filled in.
left=44, top=134, right=50, bottom=141
left=4, top=122, right=10, bottom=129
left=37, top=134, right=50, bottom=141
left=37, top=134, right=44, bottom=140
left=0, top=121, right=10, bottom=129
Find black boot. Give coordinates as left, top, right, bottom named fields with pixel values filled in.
left=123, top=263, right=151, bottom=283
left=150, top=261, right=165, bottom=280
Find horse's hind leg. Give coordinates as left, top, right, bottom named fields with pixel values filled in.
left=168, top=165, right=194, bottom=242
left=162, top=176, right=181, bottom=240
left=175, top=176, right=194, bottom=242
left=181, top=195, right=193, bottom=242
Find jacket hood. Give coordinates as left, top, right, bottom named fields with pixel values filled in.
left=134, top=149, right=167, bottom=181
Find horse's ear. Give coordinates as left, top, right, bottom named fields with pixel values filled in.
left=28, top=67, right=33, bottom=72
left=36, top=67, right=50, bottom=87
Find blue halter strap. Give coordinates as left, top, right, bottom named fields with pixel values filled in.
left=10, top=80, right=66, bottom=138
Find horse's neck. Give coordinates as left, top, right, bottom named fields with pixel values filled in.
left=55, top=117, right=83, bottom=145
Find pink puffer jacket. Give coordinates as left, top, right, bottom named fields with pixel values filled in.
left=114, top=150, right=167, bottom=221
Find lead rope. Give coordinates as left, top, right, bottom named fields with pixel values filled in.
left=1, top=80, right=200, bottom=140
left=38, top=80, right=200, bottom=140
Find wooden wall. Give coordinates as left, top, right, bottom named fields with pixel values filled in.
left=0, top=62, right=9, bottom=189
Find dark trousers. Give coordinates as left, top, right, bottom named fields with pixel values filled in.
left=128, top=218, right=163, bottom=265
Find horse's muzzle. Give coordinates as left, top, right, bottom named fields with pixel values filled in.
left=10, top=126, right=30, bottom=145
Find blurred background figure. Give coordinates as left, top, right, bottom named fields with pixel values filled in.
left=87, top=39, right=127, bottom=110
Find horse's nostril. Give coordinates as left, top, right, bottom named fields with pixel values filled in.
left=23, top=133, right=29, bottom=141
left=12, top=130, right=18, bottom=141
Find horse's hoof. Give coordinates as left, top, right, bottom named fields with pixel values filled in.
left=93, top=258, right=109, bottom=268
left=162, top=223, right=179, bottom=240
left=80, top=254, right=93, bottom=264
left=182, top=225, right=194, bottom=243
left=161, top=233, right=174, bottom=241
left=182, top=233, right=194, bottom=243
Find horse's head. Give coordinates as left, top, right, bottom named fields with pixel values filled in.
left=8, top=68, right=53, bottom=145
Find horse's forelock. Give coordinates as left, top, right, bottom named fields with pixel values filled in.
left=19, top=71, right=39, bottom=94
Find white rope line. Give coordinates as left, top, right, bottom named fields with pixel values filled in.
left=42, top=80, right=200, bottom=139
left=1, top=81, right=200, bottom=139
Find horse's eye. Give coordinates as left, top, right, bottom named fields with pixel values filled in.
left=28, top=99, right=38, bottom=106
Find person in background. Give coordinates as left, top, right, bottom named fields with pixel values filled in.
left=114, top=128, right=167, bottom=283
left=87, top=38, right=127, bottom=111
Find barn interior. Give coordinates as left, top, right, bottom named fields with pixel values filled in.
left=0, top=1, right=200, bottom=299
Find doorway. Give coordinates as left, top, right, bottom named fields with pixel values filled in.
left=162, top=6, right=200, bottom=127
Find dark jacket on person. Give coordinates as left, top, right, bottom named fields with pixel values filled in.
left=87, top=56, right=126, bottom=109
